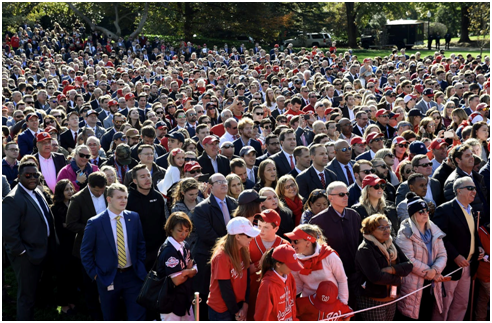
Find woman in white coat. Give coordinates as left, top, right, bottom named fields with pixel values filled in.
left=286, top=224, right=349, bottom=305
left=395, top=192, right=448, bottom=320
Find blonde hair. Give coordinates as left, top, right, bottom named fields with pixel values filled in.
left=209, top=234, right=251, bottom=276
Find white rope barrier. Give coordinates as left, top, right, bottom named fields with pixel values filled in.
left=321, top=265, right=465, bottom=321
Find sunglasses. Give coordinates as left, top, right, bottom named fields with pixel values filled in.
left=207, top=106, right=216, bottom=110
left=329, top=192, right=350, bottom=197
left=23, top=172, right=41, bottom=179
left=418, top=162, right=433, bottom=168
left=374, top=164, right=387, bottom=169
left=417, top=209, right=429, bottom=215
left=59, top=99, right=67, bottom=103
left=397, top=143, right=409, bottom=148
left=44, top=120, right=54, bottom=124
left=372, top=183, right=386, bottom=190
left=337, top=147, right=352, bottom=152
left=263, top=125, right=272, bottom=129
left=459, top=186, right=476, bottom=191
left=184, top=157, right=197, bottom=162
left=384, top=153, right=394, bottom=159
left=370, top=138, right=383, bottom=143
left=222, top=144, right=233, bottom=149
left=78, top=153, right=91, bottom=159
left=405, top=169, right=414, bottom=174
left=377, top=225, right=392, bottom=231
left=361, top=169, right=376, bottom=175
left=187, top=169, right=202, bottom=175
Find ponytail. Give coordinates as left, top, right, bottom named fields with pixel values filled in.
left=259, top=248, right=282, bottom=281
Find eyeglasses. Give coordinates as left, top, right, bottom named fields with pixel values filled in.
left=459, top=186, right=476, bottom=191
left=23, top=172, right=40, bottom=179
left=14, top=115, right=24, bottom=119
left=405, top=169, right=414, bottom=174
left=177, top=115, right=186, bottom=119
left=207, top=106, right=216, bottom=110
left=372, top=183, right=386, bottom=190
left=337, top=147, right=352, bottom=152
left=221, top=144, right=233, bottom=149
left=397, top=143, right=409, bottom=148
left=187, top=113, right=197, bottom=117
left=168, top=105, right=176, bottom=109
left=59, top=99, right=67, bottom=103
left=379, top=114, right=389, bottom=118
left=212, top=180, right=228, bottom=185
left=44, top=119, right=54, bottom=124
left=361, top=169, right=376, bottom=175
left=370, top=138, right=383, bottom=143
left=384, top=153, right=394, bottom=159
left=329, top=192, right=350, bottom=197
left=78, top=153, right=91, bottom=159
left=184, top=157, right=197, bottom=162
left=284, top=183, right=297, bottom=190
left=48, top=87, right=54, bottom=90
left=263, top=125, right=272, bottom=129
left=374, top=164, right=387, bottom=169
left=418, top=162, right=433, bottom=168
left=188, top=169, right=202, bottom=175
left=377, top=225, right=392, bottom=231
left=417, top=209, right=429, bottom=215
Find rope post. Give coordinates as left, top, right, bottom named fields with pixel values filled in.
left=193, top=291, right=200, bottom=321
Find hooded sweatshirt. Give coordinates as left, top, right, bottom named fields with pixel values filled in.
left=126, top=182, right=167, bottom=253
left=296, top=288, right=353, bottom=321
left=255, top=270, right=298, bottom=321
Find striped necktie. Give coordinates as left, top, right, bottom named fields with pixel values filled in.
left=115, top=216, right=127, bottom=268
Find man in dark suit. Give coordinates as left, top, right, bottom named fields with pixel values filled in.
left=191, top=173, right=238, bottom=321
left=197, top=135, right=231, bottom=180
left=326, top=140, right=356, bottom=186
left=17, top=113, right=40, bottom=158
left=3, top=161, right=57, bottom=320
left=233, top=118, right=263, bottom=156
left=59, top=111, right=80, bottom=152
left=80, top=183, right=147, bottom=321
left=375, top=109, right=396, bottom=140
left=231, top=158, right=255, bottom=189
left=255, top=134, right=281, bottom=166
left=352, top=110, right=370, bottom=138
left=295, top=122, right=315, bottom=147
left=395, top=154, right=443, bottom=207
left=270, top=128, right=297, bottom=178
left=296, top=144, right=337, bottom=201
left=355, top=132, right=384, bottom=161
left=288, top=146, right=311, bottom=179
left=66, top=172, right=107, bottom=320
left=432, top=177, right=484, bottom=321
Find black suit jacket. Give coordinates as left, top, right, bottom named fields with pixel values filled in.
left=90, top=99, right=99, bottom=110
left=288, top=168, right=300, bottom=178
left=59, top=128, right=77, bottom=151
left=295, top=127, right=315, bottom=147
left=233, top=138, right=263, bottom=157
left=377, top=121, right=396, bottom=140
left=296, top=166, right=337, bottom=200
left=352, top=124, right=364, bottom=138
left=270, top=151, right=293, bottom=178
left=326, top=159, right=356, bottom=186
left=34, top=152, right=67, bottom=176
left=395, top=178, right=443, bottom=207
left=355, top=150, right=373, bottom=161
left=197, top=152, right=231, bottom=180
left=433, top=199, right=480, bottom=280
left=65, top=186, right=108, bottom=258
left=3, top=185, right=57, bottom=264
left=255, top=152, right=271, bottom=166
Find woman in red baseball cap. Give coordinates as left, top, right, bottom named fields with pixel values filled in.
left=286, top=224, right=349, bottom=306
left=255, top=244, right=303, bottom=321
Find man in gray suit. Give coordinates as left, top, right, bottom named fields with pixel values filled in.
left=326, top=140, right=356, bottom=186
left=396, top=154, right=443, bottom=207
left=3, top=161, right=57, bottom=320
left=103, top=99, right=120, bottom=129
left=415, top=88, right=437, bottom=115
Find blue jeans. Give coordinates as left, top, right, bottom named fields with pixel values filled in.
left=208, top=306, right=234, bottom=321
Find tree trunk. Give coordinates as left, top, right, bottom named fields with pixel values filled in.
left=129, top=3, right=149, bottom=39
left=345, top=2, right=357, bottom=48
left=459, top=4, right=471, bottom=42
left=183, top=3, right=194, bottom=41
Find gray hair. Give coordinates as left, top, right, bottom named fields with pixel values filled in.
left=86, top=136, right=100, bottom=146
left=453, top=177, right=474, bottom=195
left=327, top=181, right=347, bottom=195
left=224, top=117, right=237, bottom=129
left=74, top=144, right=90, bottom=155
left=220, top=109, right=233, bottom=119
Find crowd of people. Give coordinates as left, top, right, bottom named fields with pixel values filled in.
left=2, top=21, right=490, bottom=321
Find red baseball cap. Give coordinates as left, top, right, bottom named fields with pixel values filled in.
left=256, top=209, right=281, bottom=227
left=324, top=108, right=334, bottom=116
left=272, top=244, right=304, bottom=271
left=363, top=58, right=371, bottom=63
left=57, top=94, right=66, bottom=101
left=44, top=126, right=58, bottom=134
left=392, top=136, right=407, bottom=145
left=125, top=93, right=135, bottom=101
left=108, top=100, right=118, bottom=106
left=2, top=106, right=7, bottom=111
left=273, top=65, right=280, bottom=72
left=350, top=137, right=366, bottom=145
left=366, top=132, right=384, bottom=143
left=285, top=227, right=316, bottom=243
left=202, top=135, right=219, bottom=145
left=429, top=138, right=449, bottom=150
left=75, top=76, right=84, bottom=83
left=311, top=281, right=338, bottom=311
left=362, top=174, right=386, bottom=189
left=274, top=44, right=279, bottom=48
left=36, top=132, right=52, bottom=142
left=414, top=84, right=424, bottom=94
left=183, top=161, right=201, bottom=173
left=375, top=109, right=390, bottom=118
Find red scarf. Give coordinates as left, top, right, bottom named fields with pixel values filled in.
left=284, top=196, right=303, bottom=226
left=299, top=244, right=338, bottom=275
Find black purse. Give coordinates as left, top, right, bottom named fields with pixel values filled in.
left=137, top=257, right=176, bottom=313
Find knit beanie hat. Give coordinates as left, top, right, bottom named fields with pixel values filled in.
left=406, top=192, right=428, bottom=216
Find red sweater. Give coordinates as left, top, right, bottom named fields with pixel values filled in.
left=476, top=225, right=490, bottom=282
left=255, top=270, right=298, bottom=321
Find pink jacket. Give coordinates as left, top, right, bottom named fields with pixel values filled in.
left=395, top=218, right=447, bottom=319
left=57, top=164, right=99, bottom=192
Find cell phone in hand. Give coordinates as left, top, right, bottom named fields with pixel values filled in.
left=444, top=131, right=454, bottom=139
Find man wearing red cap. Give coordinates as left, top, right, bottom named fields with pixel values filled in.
left=356, top=132, right=384, bottom=161
left=197, top=135, right=231, bottom=178
left=375, top=109, right=396, bottom=140
left=33, top=132, right=66, bottom=192
left=415, top=88, right=437, bottom=115
left=429, top=138, right=449, bottom=175
left=247, top=209, right=289, bottom=320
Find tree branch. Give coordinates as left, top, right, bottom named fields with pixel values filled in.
left=129, top=2, right=149, bottom=39
left=66, top=2, right=119, bottom=40
left=113, top=4, right=121, bottom=36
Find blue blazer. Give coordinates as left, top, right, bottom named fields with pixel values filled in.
left=17, top=129, right=35, bottom=157
left=80, top=209, right=147, bottom=287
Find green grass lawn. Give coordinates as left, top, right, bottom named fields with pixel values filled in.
left=2, top=266, right=92, bottom=321
left=335, top=48, right=489, bottom=60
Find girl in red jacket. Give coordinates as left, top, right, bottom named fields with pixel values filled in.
left=255, top=244, right=303, bottom=321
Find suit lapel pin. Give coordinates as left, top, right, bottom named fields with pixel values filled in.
left=128, top=218, right=131, bottom=221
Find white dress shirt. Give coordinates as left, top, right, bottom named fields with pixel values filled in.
left=108, top=208, right=132, bottom=268
left=90, top=188, right=107, bottom=215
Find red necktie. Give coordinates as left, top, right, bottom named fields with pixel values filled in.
left=74, top=131, right=77, bottom=143
left=319, top=172, right=326, bottom=188
left=427, top=102, right=431, bottom=110
left=345, top=165, right=354, bottom=185
left=289, top=155, right=295, bottom=170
